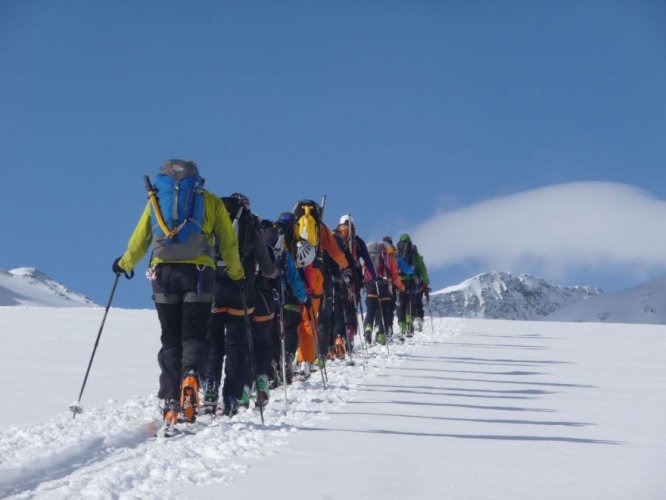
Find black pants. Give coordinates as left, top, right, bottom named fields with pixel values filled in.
left=152, top=264, right=214, bottom=400
left=364, top=281, right=392, bottom=335
left=317, top=279, right=335, bottom=355
left=217, top=284, right=275, bottom=401
left=397, top=280, right=418, bottom=331
left=332, top=284, right=357, bottom=345
left=270, top=303, right=301, bottom=362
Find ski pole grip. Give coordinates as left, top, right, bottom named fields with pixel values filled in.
left=143, top=175, right=154, bottom=192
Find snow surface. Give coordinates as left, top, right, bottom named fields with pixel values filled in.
left=1, top=307, right=665, bottom=499
left=0, top=268, right=95, bottom=307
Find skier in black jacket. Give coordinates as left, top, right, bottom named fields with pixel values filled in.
left=203, top=193, right=278, bottom=416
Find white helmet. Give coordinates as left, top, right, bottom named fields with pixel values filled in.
left=339, top=214, right=353, bottom=225
left=295, top=240, right=316, bottom=268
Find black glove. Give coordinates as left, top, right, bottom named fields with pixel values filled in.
left=112, top=257, right=125, bottom=275
left=305, top=295, right=313, bottom=309
left=112, top=257, right=134, bottom=279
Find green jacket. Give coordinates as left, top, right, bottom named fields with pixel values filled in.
left=118, top=190, right=244, bottom=280
left=397, top=234, right=429, bottom=285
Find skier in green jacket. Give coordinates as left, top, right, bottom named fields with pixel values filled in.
left=396, top=234, right=430, bottom=336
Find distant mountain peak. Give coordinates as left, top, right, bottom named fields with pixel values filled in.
left=430, top=271, right=601, bottom=320
left=0, top=267, right=96, bottom=307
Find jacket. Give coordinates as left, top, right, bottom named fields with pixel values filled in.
left=118, top=190, right=244, bottom=280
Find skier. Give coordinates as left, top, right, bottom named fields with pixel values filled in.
left=382, top=236, right=399, bottom=333
left=203, top=193, right=278, bottom=416
left=396, top=234, right=429, bottom=337
left=292, top=200, right=349, bottom=378
left=333, top=215, right=378, bottom=354
left=412, top=244, right=431, bottom=332
left=112, top=159, right=243, bottom=429
left=363, top=241, right=404, bottom=345
left=261, top=217, right=308, bottom=387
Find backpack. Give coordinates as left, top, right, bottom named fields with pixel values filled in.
left=221, top=195, right=255, bottom=265
left=366, top=242, right=386, bottom=279
left=293, top=200, right=321, bottom=247
left=147, top=160, right=207, bottom=261
left=396, top=239, right=416, bottom=276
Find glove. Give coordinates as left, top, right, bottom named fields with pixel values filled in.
left=305, top=295, right=313, bottom=309
left=112, top=256, right=134, bottom=279
left=112, top=257, right=125, bottom=275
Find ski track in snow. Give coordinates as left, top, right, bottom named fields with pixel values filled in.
left=0, top=319, right=463, bottom=499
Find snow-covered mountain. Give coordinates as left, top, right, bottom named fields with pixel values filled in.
left=546, top=274, right=666, bottom=324
left=0, top=267, right=96, bottom=307
left=429, top=271, right=601, bottom=320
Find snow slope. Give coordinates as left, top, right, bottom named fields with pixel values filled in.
left=0, top=268, right=95, bottom=307
left=1, top=307, right=665, bottom=499
left=430, top=271, right=601, bottom=320
left=546, top=274, right=666, bottom=324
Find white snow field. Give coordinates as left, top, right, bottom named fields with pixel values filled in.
left=0, top=307, right=665, bottom=499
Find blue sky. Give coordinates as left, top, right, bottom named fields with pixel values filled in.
left=2, top=0, right=665, bottom=308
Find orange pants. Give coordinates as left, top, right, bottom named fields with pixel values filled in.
left=296, top=266, right=324, bottom=363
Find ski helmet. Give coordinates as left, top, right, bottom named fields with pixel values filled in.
left=295, top=240, right=316, bottom=268
left=276, top=212, right=295, bottom=226
left=339, top=214, right=353, bottom=225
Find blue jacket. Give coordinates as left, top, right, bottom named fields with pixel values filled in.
left=284, top=251, right=307, bottom=303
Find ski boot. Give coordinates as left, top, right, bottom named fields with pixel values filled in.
left=364, top=325, right=373, bottom=345
left=222, top=396, right=239, bottom=417
left=416, top=317, right=424, bottom=333
left=405, top=316, right=415, bottom=338
left=346, top=327, right=355, bottom=352
left=334, top=335, right=347, bottom=359
left=298, top=361, right=312, bottom=381
left=256, top=374, right=270, bottom=408
left=239, top=385, right=251, bottom=409
left=162, top=398, right=180, bottom=426
left=326, top=349, right=335, bottom=361
left=180, top=369, right=199, bottom=423
left=200, top=377, right=218, bottom=415
left=376, top=332, right=386, bottom=345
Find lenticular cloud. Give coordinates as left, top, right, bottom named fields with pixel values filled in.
left=413, top=182, right=666, bottom=277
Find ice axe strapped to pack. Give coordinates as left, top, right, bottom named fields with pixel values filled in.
left=292, top=199, right=323, bottom=268
left=143, top=160, right=208, bottom=261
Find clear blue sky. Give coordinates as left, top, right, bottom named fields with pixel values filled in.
left=2, top=0, right=665, bottom=308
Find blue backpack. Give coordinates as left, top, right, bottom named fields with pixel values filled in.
left=146, top=160, right=207, bottom=261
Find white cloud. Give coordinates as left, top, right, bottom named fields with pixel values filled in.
left=412, top=182, right=666, bottom=279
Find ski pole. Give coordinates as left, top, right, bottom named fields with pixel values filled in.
left=70, top=273, right=123, bottom=418
left=353, top=289, right=369, bottom=361
left=277, top=277, right=289, bottom=410
left=350, top=287, right=369, bottom=364
left=340, top=289, right=360, bottom=369
left=239, top=282, right=265, bottom=425
left=425, top=287, right=435, bottom=335
left=374, top=280, right=390, bottom=356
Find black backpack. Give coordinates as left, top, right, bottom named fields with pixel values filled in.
left=221, top=195, right=256, bottom=265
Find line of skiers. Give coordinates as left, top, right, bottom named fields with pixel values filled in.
left=112, top=160, right=430, bottom=430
